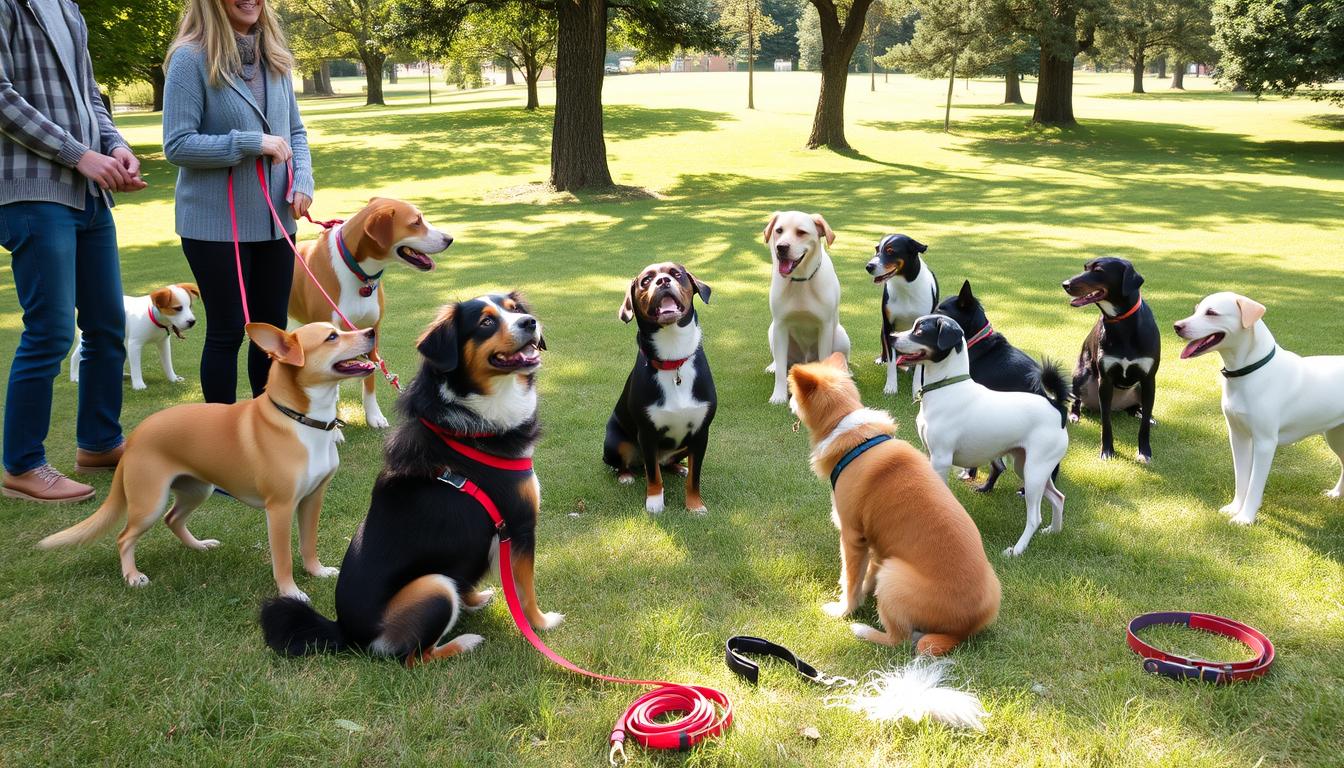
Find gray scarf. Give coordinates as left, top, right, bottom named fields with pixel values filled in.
left=235, top=31, right=265, bottom=107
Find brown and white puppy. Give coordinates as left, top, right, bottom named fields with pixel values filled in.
left=604, top=262, right=716, bottom=513
left=70, top=283, right=200, bottom=390
left=260, top=293, right=559, bottom=665
left=40, top=322, right=377, bottom=600
left=788, top=352, right=1000, bottom=655
left=289, top=197, right=452, bottom=429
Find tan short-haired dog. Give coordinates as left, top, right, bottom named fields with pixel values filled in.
left=40, top=322, right=377, bottom=600
left=788, top=353, right=1000, bottom=655
left=289, top=198, right=452, bottom=429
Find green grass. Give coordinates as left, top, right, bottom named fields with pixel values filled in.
left=3, top=71, right=1344, bottom=767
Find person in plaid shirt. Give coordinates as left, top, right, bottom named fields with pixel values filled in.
left=1, top=0, right=146, bottom=502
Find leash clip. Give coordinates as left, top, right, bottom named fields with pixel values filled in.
left=608, top=734, right=628, bottom=766
left=436, top=471, right=467, bottom=490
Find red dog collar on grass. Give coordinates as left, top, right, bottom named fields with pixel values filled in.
left=1126, top=612, right=1274, bottom=684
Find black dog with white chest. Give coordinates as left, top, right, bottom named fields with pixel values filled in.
left=1062, top=257, right=1161, bottom=462
left=604, top=262, right=716, bottom=514
left=260, top=292, right=564, bottom=666
left=936, top=280, right=1069, bottom=491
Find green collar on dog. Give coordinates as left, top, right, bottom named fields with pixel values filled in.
left=916, top=373, right=971, bottom=401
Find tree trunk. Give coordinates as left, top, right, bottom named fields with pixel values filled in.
left=748, top=14, right=755, bottom=109
left=359, top=49, right=386, bottom=105
left=303, top=71, right=317, bottom=95
left=1131, top=49, right=1145, bottom=94
left=550, top=0, right=613, bottom=190
left=1170, top=60, right=1185, bottom=89
left=523, top=51, right=541, bottom=110
left=387, top=63, right=398, bottom=84
left=944, top=48, right=957, bottom=132
left=1156, top=55, right=1166, bottom=79
left=1032, top=47, right=1076, bottom=125
left=149, top=64, right=166, bottom=112
left=318, top=61, right=334, bottom=95
left=1004, top=60, right=1023, bottom=104
left=505, top=62, right=516, bottom=85
left=806, top=0, right=872, bottom=150
left=870, top=40, right=876, bottom=91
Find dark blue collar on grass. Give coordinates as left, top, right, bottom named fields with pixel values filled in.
left=830, top=435, right=892, bottom=488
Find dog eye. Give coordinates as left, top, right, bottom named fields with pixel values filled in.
left=479, top=316, right=495, bottom=328
left=1205, top=309, right=1218, bottom=316
left=885, top=247, right=894, bottom=254
left=172, top=305, right=182, bottom=311
left=669, top=269, right=681, bottom=279
left=775, top=226, right=783, bottom=234
left=640, top=275, right=652, bottom=287
left=326, top=332, right=338, bottom=342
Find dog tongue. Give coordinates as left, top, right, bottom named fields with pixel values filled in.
left=778, top=259, right=798, bottom=276
left=659, top=296, right=679, bottom=313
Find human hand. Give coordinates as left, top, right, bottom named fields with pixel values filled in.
left=110, top=147, right=147, bottom=191
left=75, top=150, right=133, bottom=191
left=260, top=134, right=293, bottom=164
left=291, top=192, right=311, bottom=219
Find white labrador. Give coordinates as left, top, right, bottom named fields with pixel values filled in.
left=1175, top=292, right=1344, bottom=525
left=763, top=211, right=851, bottom=404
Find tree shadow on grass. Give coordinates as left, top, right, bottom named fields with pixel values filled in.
left=1089, top=88, right=1261, bottom=102
left=1299, top=113, right=1344, bottom=131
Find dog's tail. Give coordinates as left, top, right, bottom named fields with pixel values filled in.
left=1039, top=357, right=1070, bottom=428
left=826, top=656, right=989, bottom=731
left=36, top=470, right=126, bottom=549
left=260, top=597, right=348, bottom=656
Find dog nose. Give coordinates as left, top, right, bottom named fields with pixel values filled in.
left=1173, top=321, right=1184, bottom=333
left=655, top=275, right=671, bottom=286
left=865, top=260, right=877, bottom=274
left=518, top=316, right=536, bottom=333
left=775, top=243, right=789, bottom=254
left=364, top=328, right=376, bottom=340
left=443, top=235, right=454, bottom=247
left=187, top=319, right=196, bottom=328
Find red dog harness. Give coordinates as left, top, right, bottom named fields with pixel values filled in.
left=1126, top=612, right=1274, bottom=683
left=422, top=420, right=732, bottom=764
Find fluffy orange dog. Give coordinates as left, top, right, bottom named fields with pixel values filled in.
left=789, top=353, right=1000, bottom=655
left=289, top=198, right=452, bottom=429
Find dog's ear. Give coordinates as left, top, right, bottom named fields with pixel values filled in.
left=957, top=280, right=974, bottom=309
left=686, top=270, right=711, bottom=304
left=176, top=282, right=201, bottom=299
left=246, top=323, right=304, bottom=367
left=811, top=213, right=836, bottom=246
left=825, top=351, right=847, bottom=371
left=935, top=318, right=965, bottom=352
left=363, top=206, right=398, bottom=251
left=762, top=212, right=780, bottom=245
left=1121, top=261, right=1145, bottom=295
left=150, top=287, right=173, bottom=309
left=912, top=238, right=928, bottom=254
left=416, top=305, right=459, bottom=371
left=618, top=280, right=637, bottom=323
left=1235, top=295, right=1266, bottom=329
left=788, top=365, right=819, bottom=402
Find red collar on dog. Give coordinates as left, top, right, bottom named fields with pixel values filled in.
left=335, top=226, right=384, bottom=298
left=1104, top=295, right=1143, bottom=324
left=965, top=323, right=995, bottom=349
left=1126, top=612, right=1274, bottom=683
left=420, top=418, right=534, bottom=472
left=648, top=355, right=691, bottom=386
left=148, top=304, right=171, bottom=334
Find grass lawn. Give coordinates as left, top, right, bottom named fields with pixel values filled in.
left=3, top=70, right=1344, bottom=767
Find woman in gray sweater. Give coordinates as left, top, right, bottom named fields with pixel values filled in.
left=162, top=0, right=313, bottom=404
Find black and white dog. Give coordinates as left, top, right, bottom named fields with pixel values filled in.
left=604, top=262, right=716, bottom=514
left=936, top=280, right=1069, bottom=491
left=866, top=234, right=938, bottom=396
left=892, top=315, right=1069, bottom=557
left=1062, top=257, right=1160, bottom=462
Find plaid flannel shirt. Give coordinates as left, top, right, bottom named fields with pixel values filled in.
left=0, top=0, right=129, bottom=208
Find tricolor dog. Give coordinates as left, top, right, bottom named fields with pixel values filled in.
left=1175, top=292, right=1344, bottom=525
left=866, top=234, right=937, bottom=396
left=604, top=262, right=717, bottom=514
left=289, top=197, right=452, bottom=429
left=892, top=315, right=1069, bottom=557
left=763, top=211, right=851, bottom=404
left=1062, top=257, right=1161, bottom=462
left=260, top=293, right=561, bottom=666
left=41, top=322, right=377, bottom=599
left=788, top=353, right=1000, bottom=654
left=70, top=283, right=200, bottom=390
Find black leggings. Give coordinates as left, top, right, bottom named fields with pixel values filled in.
left=182, top=237, right=294, bottom=404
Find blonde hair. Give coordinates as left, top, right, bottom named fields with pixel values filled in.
left=167, top=0, right=294, bottom=87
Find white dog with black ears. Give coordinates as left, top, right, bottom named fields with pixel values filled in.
left=1175, top=292, right=1344, bottom=526
left=892, top=314, right=1069, bottom=557
left=763, top=211, right=851, bottom=404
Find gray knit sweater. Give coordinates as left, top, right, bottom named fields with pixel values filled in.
left=162, top=43, right=314, bottom=242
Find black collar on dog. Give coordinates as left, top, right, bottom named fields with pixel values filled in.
left=725, top=636, right=854, bottom=687
left=915, top=373, right=971, bottom=401
left=830, top=434, right=893, bottom=488
left=788, top=260, right=822, bottom=282
left=1222, top=347, right=1277, bottom=379
left=271, top=400, right=345, bottom=431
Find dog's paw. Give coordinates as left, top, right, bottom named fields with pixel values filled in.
left=308, top=564, right=340, bottom=578
left=125, top=571, right=150, bottom=588
left=536, top=612, right=565, bottom=631
left=686, top=503, right=707, bottom=515
left=1099, top=448, right=1115, bottom=461
left=1039, top=525, right=1061, bottom=536
left=765, top=362, right=777, bottom=374
left=616, top=472, right=636, bottom=485
left=1218, top=502, right=1240, bottom=515
left=768, top=391, right=788, bottom=405
left=1136, top=450, right=1152, bottom=464
left=1068, top=412, right=1081, bottom=424
left=453, top=633, right=485, bottom=653
left=367, top=413, right=391, bottom=430
left=1229, top=513, right=1257, bottom=526
left=171, top=375, right=185, bottom=384
left=196, top=538, right=221, bottom=550
left=464, top=589, right=494, bottom=611
left=882, top=384, right=899, bottom=396
left=131, top=381, right=147, bottom=391
left=645, top=493, right=664, bottom=514
left=850, top=623, right=885, bottom=643
left=822, top=601, right=851, bottom=618
left=1325, top=488, right=1342, bottom=499
left=282, top=587, right=311, bottom=603
left=1001, top=545, right=1025, bottom=558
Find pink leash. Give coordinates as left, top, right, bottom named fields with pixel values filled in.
left=227, top=159, right=401, bottom=391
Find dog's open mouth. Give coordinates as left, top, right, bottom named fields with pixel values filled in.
left=777, top=256, right=801, bottom=277
left=894, top=350, right=928, bottom=366
left=654, top=295, right=684, bottom=323
left=1181, top=332, right=1225, bottom=359
left=491, top=341, right=542, bottom=370
left=1069, top=289, right=1107, bottom=307
left=873, top=268, right=899, bottom=284
left=397, top=246, right=435, bottom=271
left=333, top=354, right=376, bottom=376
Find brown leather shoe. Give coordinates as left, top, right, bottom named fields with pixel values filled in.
left=75, top=443, right=124, bottom=473
left=2, top=465, right=95, bottom=503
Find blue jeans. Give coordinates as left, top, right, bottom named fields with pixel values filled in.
left=1, top=192, right=125, bottom=474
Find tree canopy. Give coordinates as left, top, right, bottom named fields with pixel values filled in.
left=1213, top=0, right=1344, bottom=102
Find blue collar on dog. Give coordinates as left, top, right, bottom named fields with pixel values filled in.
left=830, top=434, right=893, bottom=488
